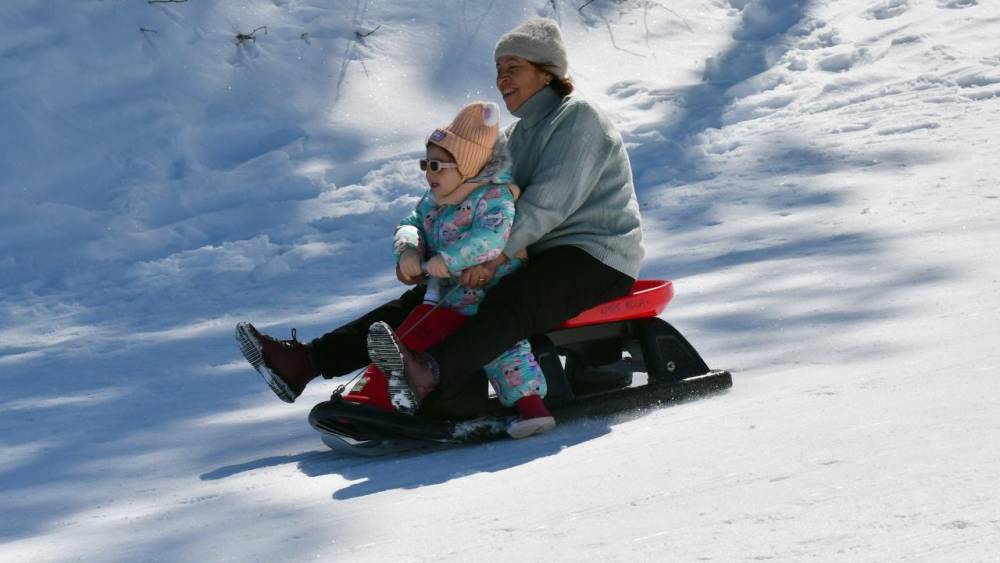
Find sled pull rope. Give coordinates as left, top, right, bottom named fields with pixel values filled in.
left=331, top=366, right=367, bottom=399
left=397, top=282, right=463, bottom=340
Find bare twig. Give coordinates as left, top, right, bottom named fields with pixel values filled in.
left=355, top=25, right=381, bottom=39
left=599, top=15, right=645, bottom=57
left=139, top=27, right=158, bottom=34
left=578, top=0, right=596, bottom=11
left=236, top=26, right=268, bottom=45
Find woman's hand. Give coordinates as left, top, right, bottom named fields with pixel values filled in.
left=426, top=255, right=451, bottom=278
left=397, top=249, right=423, bottom=285
left=460, top=254, right=508, bottom=289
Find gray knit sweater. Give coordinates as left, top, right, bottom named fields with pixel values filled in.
left=502, top=87, right=644, bottom=279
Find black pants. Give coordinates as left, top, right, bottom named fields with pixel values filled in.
left=309, top=246, right=634, bottom=417
left=309, top=284, right=427, bottom=378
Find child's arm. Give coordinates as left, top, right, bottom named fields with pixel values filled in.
left=393, top=194, right=433, bottom=261
left=435, top=187, right=516, bottom=275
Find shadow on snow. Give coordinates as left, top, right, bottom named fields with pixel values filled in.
left=200, top=418, right=612, bottom=500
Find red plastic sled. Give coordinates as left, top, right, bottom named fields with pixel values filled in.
left=312, top=279, right=732, bottom=453
left=560, top=280, right=674, bottom=329
left=341, top=279, right=691, bottom=413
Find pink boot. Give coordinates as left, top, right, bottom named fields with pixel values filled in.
left=507, top=395, right=556, bottom=439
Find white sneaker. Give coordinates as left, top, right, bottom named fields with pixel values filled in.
left=507, top=416, right=556, bottom=439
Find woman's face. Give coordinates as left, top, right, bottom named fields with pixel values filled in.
left=496, top=55, right=551, bottom=112
left=425, top=144, right=463, bottom=195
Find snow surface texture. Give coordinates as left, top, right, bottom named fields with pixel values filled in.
left=2, top=0, right=999, bottom=561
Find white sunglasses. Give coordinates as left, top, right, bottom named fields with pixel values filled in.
left=419, top=159, right=459, bottom=173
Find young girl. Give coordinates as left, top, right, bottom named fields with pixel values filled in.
left=367, top=101, right=554, bottom=439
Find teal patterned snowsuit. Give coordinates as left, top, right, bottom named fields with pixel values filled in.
left=393, top=180, right=547, bottom=407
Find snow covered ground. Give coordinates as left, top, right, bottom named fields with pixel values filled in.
left=2, top=0, right=999, bottom=561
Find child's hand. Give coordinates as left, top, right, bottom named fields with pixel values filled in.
left=426, top=255, right=451, bottom=278
left=397, top=249, right=423, bottom=284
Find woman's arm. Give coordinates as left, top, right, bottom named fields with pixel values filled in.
left=503, top=103, right=615, bottom=258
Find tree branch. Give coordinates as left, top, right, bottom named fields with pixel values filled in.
left=236, top=26, right=268, bottom=44
left=355, top=25, right=381, bottom=39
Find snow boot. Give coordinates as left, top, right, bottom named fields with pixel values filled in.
left=235, top=322, right=318, bottom=403
left=507, top=395, right=556, bottom=439
left=366, top=321, right=438, bottom=415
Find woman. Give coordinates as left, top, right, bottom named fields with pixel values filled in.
left=238, top=18, right=643, bottom=419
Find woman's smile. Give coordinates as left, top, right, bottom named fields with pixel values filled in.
left=496, top=55, right=550, bottom=112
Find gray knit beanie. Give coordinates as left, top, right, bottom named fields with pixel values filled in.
left=493, top=17, right=569, bottom=79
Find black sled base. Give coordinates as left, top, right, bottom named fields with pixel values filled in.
left=310, top=368, right=731, bottom=456
left=309, top=316, right=732, bottom=456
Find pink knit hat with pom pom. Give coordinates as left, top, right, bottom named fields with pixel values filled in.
left=427, top=101, right=500, bottom=179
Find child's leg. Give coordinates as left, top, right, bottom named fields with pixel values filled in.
left=484, top=341, right=555, bottom=438
left=483, top=340, right=546, bottom=406
left=367, top=292, right=469, bottom=415
left=395, top=303, right=467, bottom=352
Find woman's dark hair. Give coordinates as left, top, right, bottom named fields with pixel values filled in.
left=549, top=76, right=574, bottom=97
left=528, top=61, right=574, bottom=97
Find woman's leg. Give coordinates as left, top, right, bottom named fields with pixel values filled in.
left=417, top=370, right=497, bottom=420
left=309, top=285, right=426, bottom=378
left=428, top=246, right=634, bottom=391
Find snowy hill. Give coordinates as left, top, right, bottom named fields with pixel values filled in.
left=2, top=0, right=999, bottom=561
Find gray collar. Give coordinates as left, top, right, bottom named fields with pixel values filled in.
left=511, top=87, right=562, bottom=130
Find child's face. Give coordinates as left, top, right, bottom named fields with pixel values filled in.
left=425, top=144, right=463, bottom=196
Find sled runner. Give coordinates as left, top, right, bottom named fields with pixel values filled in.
left=309, top=279, right=733, bottom=456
